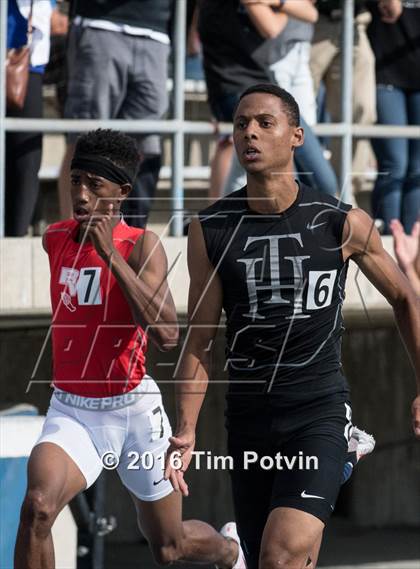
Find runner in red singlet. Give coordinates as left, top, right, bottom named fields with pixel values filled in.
left=14, top=129, right=242, bottom=569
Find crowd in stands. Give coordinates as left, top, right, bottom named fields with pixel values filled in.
left=4, top=0, right=420, bottom=274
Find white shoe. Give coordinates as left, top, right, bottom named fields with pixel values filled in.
left=348, top=426, right=376, bottom=461
left=219, top=522, right=247, bottom=569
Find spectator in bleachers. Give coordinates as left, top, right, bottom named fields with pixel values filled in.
left=223, top=1, right=341, bottom=198
left=310, top=0, right=376, bottom=193
left=391, top=219, right=420, bottom=296
left=43, top=0, right=69, bottom=116
left=58, top=0, right=173, bottom=228
left=199, top=0, right=339, bottom=200
left=367, top=0, right=420, bottom=234
left=30, top=0, right=69, bottom=235
left=186, top=0, right=204, bottom=81
left=6, top=0, right=52, bottom=236
left=199, top=0, right=273, bottom=200
left=268, top=7, right=317, bottom=126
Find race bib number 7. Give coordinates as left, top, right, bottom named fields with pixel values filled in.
left=77, top=267, right=102, bottom=305
left=59, top=266, right=102, bottom=306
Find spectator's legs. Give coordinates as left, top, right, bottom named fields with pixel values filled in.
left=207, top=93, right=240, bottom=198
left=317, top=13, right=376, bottom=194
left=58, top=143, right=74, bottom=219
left=210, top=138, right=234, bottom=200
left=31, top=186, right=46, bottom=235
left=222, top=149, right=246, bottom=196
left=270, top=43, right=337, bottom=197
left=371, top=85, right=408, bottom=233
left=270, top=45, right=293, bottom=91
left=58, top=23, right=83, bottom=220
left=289, top=43, right=317, bottom=126
left=119, top=37, right=169, bottom=227
left=60, top=26, right=130, bottom=218
left=351, top=13, right=377, bottom=191
left=402, top=90, right=420, bottom=232
left=294, top=117, right=338, bottom=197
left=5, top=73, right=43, bottom=236
left=271, top=42, right=317, bottom=126
left=352, top=14, right=377, bottom=126
left=124, top=154, right=162, bottom=228
left=309, top=15, right=339, bottom=96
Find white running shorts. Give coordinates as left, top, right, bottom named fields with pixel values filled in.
left=35, top=376, right=173, bottom=501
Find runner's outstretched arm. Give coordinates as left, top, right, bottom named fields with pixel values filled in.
left=343, top=208, right=420, bottom=437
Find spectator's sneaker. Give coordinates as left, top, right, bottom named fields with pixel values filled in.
left=219, top=522, right=247, bottom=569
left=342, top=426, right=376, bottom=484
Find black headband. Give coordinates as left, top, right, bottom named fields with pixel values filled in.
left=70, top=154, right=133, bottom=186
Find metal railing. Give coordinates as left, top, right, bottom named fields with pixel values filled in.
left=1, top=0, right=420, bottom=236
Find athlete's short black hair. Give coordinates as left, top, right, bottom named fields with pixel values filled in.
left=238, top=83, right=300, bottom=127
left=74, top=129, right=141, bottom=182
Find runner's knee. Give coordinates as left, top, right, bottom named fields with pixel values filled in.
left=20, top=489, right=59, bottom=537
left=260, top=541, right=312, bottom=569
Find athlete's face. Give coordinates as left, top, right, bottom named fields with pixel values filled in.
left=233, top=93, right=304, bottom=175
left=70, top=169, right=130, bottom=227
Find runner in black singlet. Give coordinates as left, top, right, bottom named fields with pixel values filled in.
left=165, top=84, right=420, bottom=569
left=199, top=181, right=353, bottom=566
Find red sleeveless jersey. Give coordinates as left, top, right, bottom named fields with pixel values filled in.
left=46, top=219, right=148, bottom=397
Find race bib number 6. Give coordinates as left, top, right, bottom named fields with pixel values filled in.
left=306, top=270, right=337, bottom=310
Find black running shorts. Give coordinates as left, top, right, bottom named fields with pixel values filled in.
left=227, top=392, right=352, bottom=569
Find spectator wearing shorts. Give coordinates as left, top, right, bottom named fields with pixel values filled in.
left=59, top=0, right=173, bottom=228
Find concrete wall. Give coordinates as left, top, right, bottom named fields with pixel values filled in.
left=0, top=235, right=407, bottom=314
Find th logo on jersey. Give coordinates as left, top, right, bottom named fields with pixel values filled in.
left=237, top=233, right=337, bottom=320
left=59, top=267, right=102, bottom=311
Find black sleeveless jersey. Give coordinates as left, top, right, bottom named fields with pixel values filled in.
left=199, top=183, right=352, bottom=403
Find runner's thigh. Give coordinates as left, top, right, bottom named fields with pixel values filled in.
left=35, top=402, right=104, bottom=492
left=117, top=394, right=173, bottom=502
